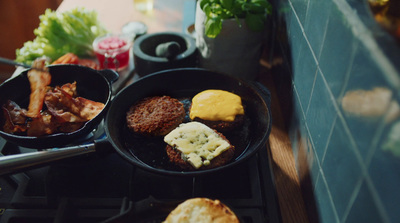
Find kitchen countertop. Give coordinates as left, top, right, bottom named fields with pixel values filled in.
left=57, top=0, right=310, bottom=222
left=258, top=65, right=310, bottom=223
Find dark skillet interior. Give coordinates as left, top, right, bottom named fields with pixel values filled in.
left=106, top=68, right=272, bottom=177
left=0, top=64, right=115, bottom=149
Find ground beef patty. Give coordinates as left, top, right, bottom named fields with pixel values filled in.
left=192, top=115, right=244, bottom=132
left=189, top=89, right=245, bottom=132
left=165, top=128, right=235, bottom=171
left=166, top=145, right=235, bottom=170
left=126, top=96, right=185, bottom=136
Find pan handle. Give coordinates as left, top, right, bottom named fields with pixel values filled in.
left=99, top=69, right=119, bottom=84
left=0, top=138, right=111, bottom=176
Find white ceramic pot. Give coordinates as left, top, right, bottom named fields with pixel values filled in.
left=195, top=2, right=266, bottom=80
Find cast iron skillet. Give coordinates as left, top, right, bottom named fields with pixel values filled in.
left=0, top=68, right=271, bottom=177
left=0, top=64, right=118, bottom=149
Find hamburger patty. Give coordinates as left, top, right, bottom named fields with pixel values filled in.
left=126, top=96, right=185, bottom=136
left=165, top=128, right=235, bottom=170
left=192, top=114, right=244, bottom=132
left=189, top=89, right=245, bottom=132
left=166, top=145, right=235, bottom=170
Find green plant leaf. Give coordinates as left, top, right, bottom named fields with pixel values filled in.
left=250, top=0, right=269, bottom=5
left=247, top=3, right=267, bottom=14
left=252, top=0, right=272, bottom=14
left=245, top=13, right=266, bottom=32
left=205, top=17, right=222, bottom=38
left=200, top=0, right=271, bottom=38
left=202, top=3, right=214, bottom=16
left=220, top=0, right=234, bottom=10
left=210, top=3, right=224, bottom=15
left=200, top=0, right=209, bottom=10
left=219, top=11, right=234, bottom=19
left=231, top=1, right=247, bottom=18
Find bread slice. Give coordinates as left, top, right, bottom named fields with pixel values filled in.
left=163, top=198, right=239, bottom=223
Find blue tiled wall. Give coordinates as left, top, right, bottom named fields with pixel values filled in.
left=272, top=0, right=400, bottom=222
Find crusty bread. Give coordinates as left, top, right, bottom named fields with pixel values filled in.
left=163, top=198, right=239, bottom=223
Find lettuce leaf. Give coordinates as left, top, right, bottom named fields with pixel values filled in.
left=16, top=7, right=108, bottom=65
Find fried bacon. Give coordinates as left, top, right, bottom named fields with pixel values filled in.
left=52, top=53, right=101, bottom=70
left=77, top=59, right=101, bottom=70
left=1, top=58, right=105, bottom=136
left=51, top=53, right=79, bottom=65
left=2, top=100, right=28, bottom=134
left=26, top=59, right=52, bottom=118
left=75, top=97, right=105, bottom=120
left=44, top=85, right=104, bottom=123
left=27, top=111, right=58, bottom=136
left=60, top=81, right=78, bottom=97
left=44, top=87, right=87, bottom=123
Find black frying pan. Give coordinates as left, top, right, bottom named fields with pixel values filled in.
left=0, top=64, right=118, bottom=148
left=0, top=68, right=271, bottom=177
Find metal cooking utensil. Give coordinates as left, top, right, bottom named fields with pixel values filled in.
left=0, top=56, right=48, bottom=72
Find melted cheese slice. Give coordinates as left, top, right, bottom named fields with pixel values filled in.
left=164, top=122, right=231, bottom=169
left=190, top=90, right=244, bottom=122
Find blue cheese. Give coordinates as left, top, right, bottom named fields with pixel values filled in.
left=164, top=122, right=231, bottom=169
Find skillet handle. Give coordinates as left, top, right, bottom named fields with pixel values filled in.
left=99, top=69, right=119, bottom=84
left=0, top=139, right=110, bottom=176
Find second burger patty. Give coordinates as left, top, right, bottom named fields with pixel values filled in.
left=126, top=96, right=185, bottom=136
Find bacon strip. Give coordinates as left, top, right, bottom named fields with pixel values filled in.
left=60, top=81, right=78, bottom=97
left=44, top=86, right=104, bottom=123
left=44, top=87, right=87, bottom=123
left=75, top=97, right=105, bottom=120
left=2, top=100, right=28, bottom=134
left=27, top=111, right=58, bottom=136
left=26, top=59, right=51, bottom=118
left=52, top=53, right=100, bottom=70
left=51, top=53, right=79, bottom=65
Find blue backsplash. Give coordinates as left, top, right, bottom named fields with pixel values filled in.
left=270, top=0, right=400, bottom=222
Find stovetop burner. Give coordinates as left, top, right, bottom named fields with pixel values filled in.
left=0, top=126, right=281, bottom=222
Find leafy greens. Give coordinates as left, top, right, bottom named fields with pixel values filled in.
left=16, top=7, right=109, bottom=65
left=199, top=0, right=272, bottom=38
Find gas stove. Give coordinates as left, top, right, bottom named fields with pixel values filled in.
left=0, top=123, right=281, bottom=223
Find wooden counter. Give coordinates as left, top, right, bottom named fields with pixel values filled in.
left=58, top=1, right=310, bottom=222
left=257, top=65, right=310, bottom=223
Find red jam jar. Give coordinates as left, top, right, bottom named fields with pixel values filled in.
left=93, top=34, right=133, bottom=71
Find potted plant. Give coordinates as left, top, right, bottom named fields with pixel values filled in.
left=195, top=0, right=272, bottom=80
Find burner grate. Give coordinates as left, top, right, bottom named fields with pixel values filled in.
left=0, top=136, right=281, bottom=222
